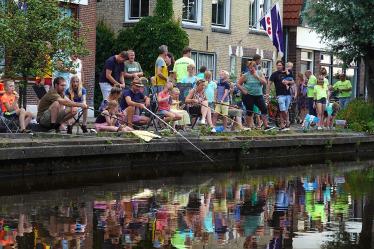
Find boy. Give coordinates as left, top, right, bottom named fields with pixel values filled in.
left=204, top=71, right=217, bottom=110
left=283, top=62, right=294, bottom=90
left=181, top=64, right=198, bottom=87
left=1, top=80, right=34, bottom=133
left=214, top=70, right=230, bottom=130
left=324, top=102, right=340, bottom=129
left=302, top=113, right=319, bottom=131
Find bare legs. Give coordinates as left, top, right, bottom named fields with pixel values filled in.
left=15, top=108, right=33, bottom=131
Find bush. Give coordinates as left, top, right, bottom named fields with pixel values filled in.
left=337, top=99, right=374, bottom=133
left=95, top=20, right=116, bottom=111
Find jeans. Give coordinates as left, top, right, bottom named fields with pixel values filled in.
left=99, top=82, right=112, bottom=100
left=307, top=97, right=317, bottom=116
left=339, top=97, right=351, bottom=109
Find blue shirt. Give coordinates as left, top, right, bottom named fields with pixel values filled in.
left=181, top=76, right=198, bottom=86
left=120, top=89, right=145, bottom=111
left=65, top=87, right=86, bottom=103
left=205, top=81, right=217, bottom=103
left=216, top=80, right=230, bottom=102
left=99, top=55, right=124, bottom=83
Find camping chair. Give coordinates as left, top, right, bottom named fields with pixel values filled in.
left=144, top=87, right=165, bottom=132
left=70, top=109, right=87, bottom=134
left=0, top=102, right=20, bottom=133
left=175, top=83, right=193, bottom=102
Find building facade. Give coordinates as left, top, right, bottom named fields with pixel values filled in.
left=96, top=0, right=283, bottom=79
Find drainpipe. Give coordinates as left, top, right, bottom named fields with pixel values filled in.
left=285, top=26, right=289, bottom=62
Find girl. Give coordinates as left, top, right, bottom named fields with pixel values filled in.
left=170, top=87, right=191, bottom=130
left=314, top=75, right=328, bottom=130
left=185, top=79, right=216, bottom=132
left=65, top=75, right=88, bottom=133
left=95, top=100, right=133, bottom=132
left=157, top=81, right=182, bottom=126
left=297, top=72, right=308, bottom=124
left=99, top=87, right=122, bottom=112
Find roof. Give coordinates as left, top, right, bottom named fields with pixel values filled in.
left=283, top=0, right=304, bottom=26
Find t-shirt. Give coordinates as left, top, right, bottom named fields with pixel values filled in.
left=173, top=57, right=195, bottom=83
left=99, top=55, right=124, bottom=84
left=1, top=92, right=16, bottom=112
left=205, top=81, right=217, bottom=103
left=154, top=56, right=168, bottom=86
left=70, top=58, right=82, bottom=80
left=124, top=61, right=143, bottom=86
left=65, top=87, right=86, bottom=103
left=37, top=90, right=62, bottom=119
left=196, top=72, right=205, bottom=79
left=120, top=88, right=145, bottom=110
left=216, top=80, right=230, bottom=102
left=333, top=80, right=352, bottom=98
left=181, top=75, right=198, bottom=86
left=158, top=91, right=170, bottom=111
left=243, top=72, right=263, bottom=96
left=270, top=70, right=290, bottom=96
left=314, top=84, right=328, bottom=100
left=307, top=75, right=317, bottom=98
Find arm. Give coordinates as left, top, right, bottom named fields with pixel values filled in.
left=185, top=89, right=197, bottom=104
left=236, top=75, right=248, bottom=95
left=103, top=110, right=114, bottom=126
left=258, top=74, right=267, bottom=85
left=221, top=89, right=229, bottom=102
left=119, top=72, right=125, bottom=87
left=57, top=98, right=87, bottom=109
left=125, top=96, right=144, bottom=109
left=106, top=69, right=120, bottom=86
left=157, top=92, right=169, bottom=102
left=82, top=94, right=87, bottom=105
left=144, top=96, right=150, bottom=107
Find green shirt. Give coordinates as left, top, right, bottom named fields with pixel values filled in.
left=124, top=61, right=143, bottom=86
left=173, top=57, right=195, bottom=83
left=307, top=75, right=317, bottom=98
left=243, top=72, right=263, bottom=96
left=314, top=84, right=328, bottom=100
left=333, top=80, right=352, bottom=98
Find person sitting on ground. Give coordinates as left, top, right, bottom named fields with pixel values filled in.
left=158, top=81, right=182, bottom=127
left=197, top=66, right=207, bottom=79
left=170, top=87, right=191, bottom=130
left=204, top=71, right=217, bottom=110
left=314, top=75, right=328, bottom=130
left=302, top=113, right=319, bottom=131
left=120, top=78, right=150, bottom=128
left=1, top=80, right=33, bottom=133
left=185, top=79, right=216, bottom=133
left=99, top=87, right=122, bottom=112
left=181, top=64, right=198, bottom=86
left=95, top=100, right=133, bottom=132
left=37, top=77, right=88, bottom=133
left=214, top=70, right=231, bottom=131
left=324, top=102, right=340, bottom=130
left=65, top=75, right=88, bottom=133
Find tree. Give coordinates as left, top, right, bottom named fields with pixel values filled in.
left=115, top=0, right=189, bottom=77
left=305, top=1, right=374, bottom=101
left=0, top=0, right=87, bottom=107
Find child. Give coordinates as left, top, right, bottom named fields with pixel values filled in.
left=283, top=62, right=294, bottom=90
left=1, top=80, right=33, bottom=133
left=65, top=75, right=88, bottom=133
left=314, top=75, right=328, bottom=130
left=214, top=70, right=230, bottom=130
left=157, top=81, right=182, bottom=126
left=181, top=64, right=198, bottom=87
left=302, top=113, right=319, bottom=131
left=95, top=100, right=133, bottom=132
left=204, top=71, right=217, bottom=110
left=170, top=88, right=191, bottom=130
left=99, top=87, right=122, bottom=112
left=324, top=102, right=340, bottom=129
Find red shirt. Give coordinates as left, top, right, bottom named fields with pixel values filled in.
left=158, top=91, right=170, bottom=111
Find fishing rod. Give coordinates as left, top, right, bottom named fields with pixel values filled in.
left=196, top=102, right=243, bottom=129
left=143, top=106, right=215, bottom=163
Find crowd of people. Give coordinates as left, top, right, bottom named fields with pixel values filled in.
left=0, top=45, right=353, bottom=134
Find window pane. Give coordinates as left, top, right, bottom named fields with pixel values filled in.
left=321, top=54, right=331, bottom=64
left=183, top=0, right=197, bottom=22
left=130, top=0, right=140, bottom=18
left=140, top=0, right=149, bottom=17
left=250, top=0, right=257, bottom=27
left=212, top=1, right=217, bottom=24
left=212, top=0, right=225, bottom=26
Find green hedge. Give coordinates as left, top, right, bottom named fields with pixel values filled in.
left=337, top=99, right=374, bottom=133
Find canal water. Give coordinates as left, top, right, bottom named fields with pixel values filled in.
left=0, top=162, right=373, bottom=249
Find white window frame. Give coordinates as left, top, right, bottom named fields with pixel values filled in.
left=211, top=0, right=231, bottom=30
left=182, top=0, right=203, bottom=27
left=300, top=49, right=314, bottom=73
left=191, top=51, right=217, bottom=80
left=124, top=0, right=149, bottom=23
left=249, top=0, right=271, bottom=30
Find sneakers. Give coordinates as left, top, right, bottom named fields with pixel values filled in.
left=81, top=125, right=88, bottom=133
left=211, top=127, right=216, bottom=133
left=264, top=126, right=275, bottom=131
left=200, top=118, right=206, bottom=125
left=279, top=127, right=290, bottom=132
left=67, top=125, right=73, bottom=134
left=317, top=126, right=323, bottom=130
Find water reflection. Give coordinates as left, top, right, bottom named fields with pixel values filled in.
left=0, top=165, right=372, bottom=249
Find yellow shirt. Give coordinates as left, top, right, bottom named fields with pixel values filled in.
left=314, top=84, right=328, bottom=100
left=154, top=56, right=168, bottom=86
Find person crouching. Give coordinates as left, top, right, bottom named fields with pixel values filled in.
left=95, top=100, right=133, bottom=132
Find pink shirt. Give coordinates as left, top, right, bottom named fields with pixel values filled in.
left=158, top=91, right=170, bottom=111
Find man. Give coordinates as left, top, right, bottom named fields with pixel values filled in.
left=37, top=77, right=88, bottom=133
left=99, top=51, right=127, bottom=99
left=120, top=78, right=151, bottom=128
left=305, top=70, right=317, bottom=116
left=153, top=45, right=169, bottom=93
left=173, top=47, right=195, bottom=83
left=269, top=61, right=294, bottom=131
left=124, top=50, right=143, bottom=88
left=333, top=73, right=352, bottom=109
left=253, top=54, right=262, bottom=71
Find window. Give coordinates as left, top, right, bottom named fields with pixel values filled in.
left=182, top=0, right=202, bottom=26
left=212, top=0, right=230, bottom=29
left=249, top=0, right=271, bottom=30
left=191, top=51, right=216, bottom=79
left=125, top=0, right=149, bottom=23
left=261, top=60, right=272, bottom=78
left=300, top=50, right=313, bottom=73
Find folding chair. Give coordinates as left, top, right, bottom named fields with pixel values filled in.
left=0, top=108, right=20, bottom=133
left=70, top=109, right=87, bottom=134
left=144, top=87, right=165, bottom=132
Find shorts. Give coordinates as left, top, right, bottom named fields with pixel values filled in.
left=38, top=109, right=67, bottom=128
left=208, top=102, right=215, bottom=110
left=158, top=110, right=170, bottom=115
left=316, top=98, right=327, bottom=104
left=215, top=102, right=229, bottom=116
left=277, top=95, right=292, bottom=112
left=242, top=94, right=267, bottom=116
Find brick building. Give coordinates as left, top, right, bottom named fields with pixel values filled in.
left=283, top=0, right=365, bottom=98
left=96, top=0, right=283, bottom=79
left=0, top=0, right=97, bottom=114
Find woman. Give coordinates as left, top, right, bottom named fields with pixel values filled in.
left=237, top=61, right=272, bottom=130
left=296, top=72, right=308, bottom=124
left=314, top=75, right=328, bottom=130
left=185, top=79, right=216, bottom=133
left=65, top=75, right=88, bottom=133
